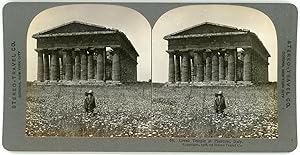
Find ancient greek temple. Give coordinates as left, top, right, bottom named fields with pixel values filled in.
left=164, top=22, right=270, bottom=85
left=33, top=21, right=138, bottom=83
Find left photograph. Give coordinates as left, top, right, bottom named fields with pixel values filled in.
left=26, top=4, right=152, bottom=137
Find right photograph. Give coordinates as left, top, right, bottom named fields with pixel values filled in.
left=152, top=5, right=278, bottom=139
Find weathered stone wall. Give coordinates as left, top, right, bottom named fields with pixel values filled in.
left=120, top=52, right=137, bottom=82
left=249, top=33, right=270, bottom=59
left=251, top=50, right=269, bottom=83
left=119, top=34, right=139, bottom=62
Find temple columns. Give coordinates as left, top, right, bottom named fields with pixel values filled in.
left=62, top=51, right=67, bottom=80
left=181, top=53, right=190, bottom=82
left=168, top=53, right=175, bottom=83
left=187, top=56, right=191, bottom=82
left=59, top=57, right=63, bottom=80
left=112, top=48, right=121, bottom=81
left=43, top=52, right=50, bottom=80
left=191, top=57, right=195, bottom=81
left=35, top=47, right=128, bottom=83
left=166, top=47, right=256, bottom=84
left=194, top=52, right=200, bottom=82
left=37, top=51, right=44, bottom=82
left=88, top=50, right=94, bottom=80
left=74, top=48, right=81, bottom=80
left=96, top=48, right=104, bottom=81
left=212, top=50, right=219, bottom=81
left=205, top=51, right=212, bottom=81
left=80, top=50, right=88, bottom=80
left=219, top=51, right=225, bottom=80
left=243, top=49, right=252, bottom=81
left=174, top=54, right=181, bottom=82
left=50, top=51, right=59, bottom=81
left=227, top=49, right=236, bottom=81
left=103, top=49, right=106, bottom=81
left=65, top=50, right=73, bottom=81
left=195, top=52, right=204, bottom=82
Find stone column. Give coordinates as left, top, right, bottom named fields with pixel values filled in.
left=199, top=52, right=204, bottom=82
left=168, top=53, right=175, bottom=83
left=174, top=54, right=181, bottom=82
left=50, top=51, right=59, bottom=81
left=56, top=55, right=60, bottom=81
left=43, top=52, right=50, bottom=81
left=191, top=57, right=195, bottom=81
left=181, top=53, right=190, bottom=82
left=103, top=49, right=106, bottom=81
left=243, top=49, right=252, bottom=81
left=195, top=52, right=204, bottom=82
left=212, top=51, right=219, bottom=81
left=65, top=50, right=73, bottom=81
left=225, top=54, right=228, bottom=80
left=96, top=48, right=104, bottom=81
left=37, top=50, right=44, bottom=82
left=80, top=50, right=88, bottom=80
left=187, top=56, right=191, bottom=82
left=62, top=51, right=67, bottom=80
left=72, top=54, right=75, bottom=79
left=219, top=51, right=225, bottom=80
left=74, top=49, right=81, bottom=80
left=234, top=50, right=238, bottom=82
left=112, top=48, right=121, bottom=81
left=205, top=51, right=212, bottom=81
left=88, top=50, right=94, bottom=80
left=94, top=60, right=97, bottom=79
left=228, top=49, right=236, bottom=81
left=59, top=57, right=63, bottom=80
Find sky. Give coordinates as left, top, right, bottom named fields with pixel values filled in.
left=152, top=5, right=277, bottom=82
left=27, top=4, right=151, bottom=82
left=27, top=4, right=277, bottom=83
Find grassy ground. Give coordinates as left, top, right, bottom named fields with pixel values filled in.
left=26, top=82, right=278, bottom=139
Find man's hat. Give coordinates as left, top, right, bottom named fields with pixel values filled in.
left=217, top=91, right=223, bottom=95
left=87, top=90, right=93, bottom=94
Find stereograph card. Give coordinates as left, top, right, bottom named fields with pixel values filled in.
left=1, top=1, right=297, bottom=152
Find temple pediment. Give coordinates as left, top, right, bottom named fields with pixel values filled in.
left=164, top=22, right=249, bottom=39
left=32, top=21, right=116, bottom=38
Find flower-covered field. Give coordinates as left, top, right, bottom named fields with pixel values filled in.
left=26, top=82, right=278, bottom=139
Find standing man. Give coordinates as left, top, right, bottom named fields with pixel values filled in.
left=84, top=90, right=96, bottom=114
left=214, top=91, right=226, bottom=116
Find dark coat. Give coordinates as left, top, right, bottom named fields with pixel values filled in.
left=214, top=96, right=226, bottom=112
left=84, top=95, right=96, bottom=113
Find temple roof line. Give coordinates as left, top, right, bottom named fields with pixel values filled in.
left=34, top=45, right=121, bottom=51
left=32, top=31, right=117, bottom=38
left=32, top=21, right=117, bottom=37
left=164, top=22, right=250, bottom=38
left=164, top=31, right=248, bottom=40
